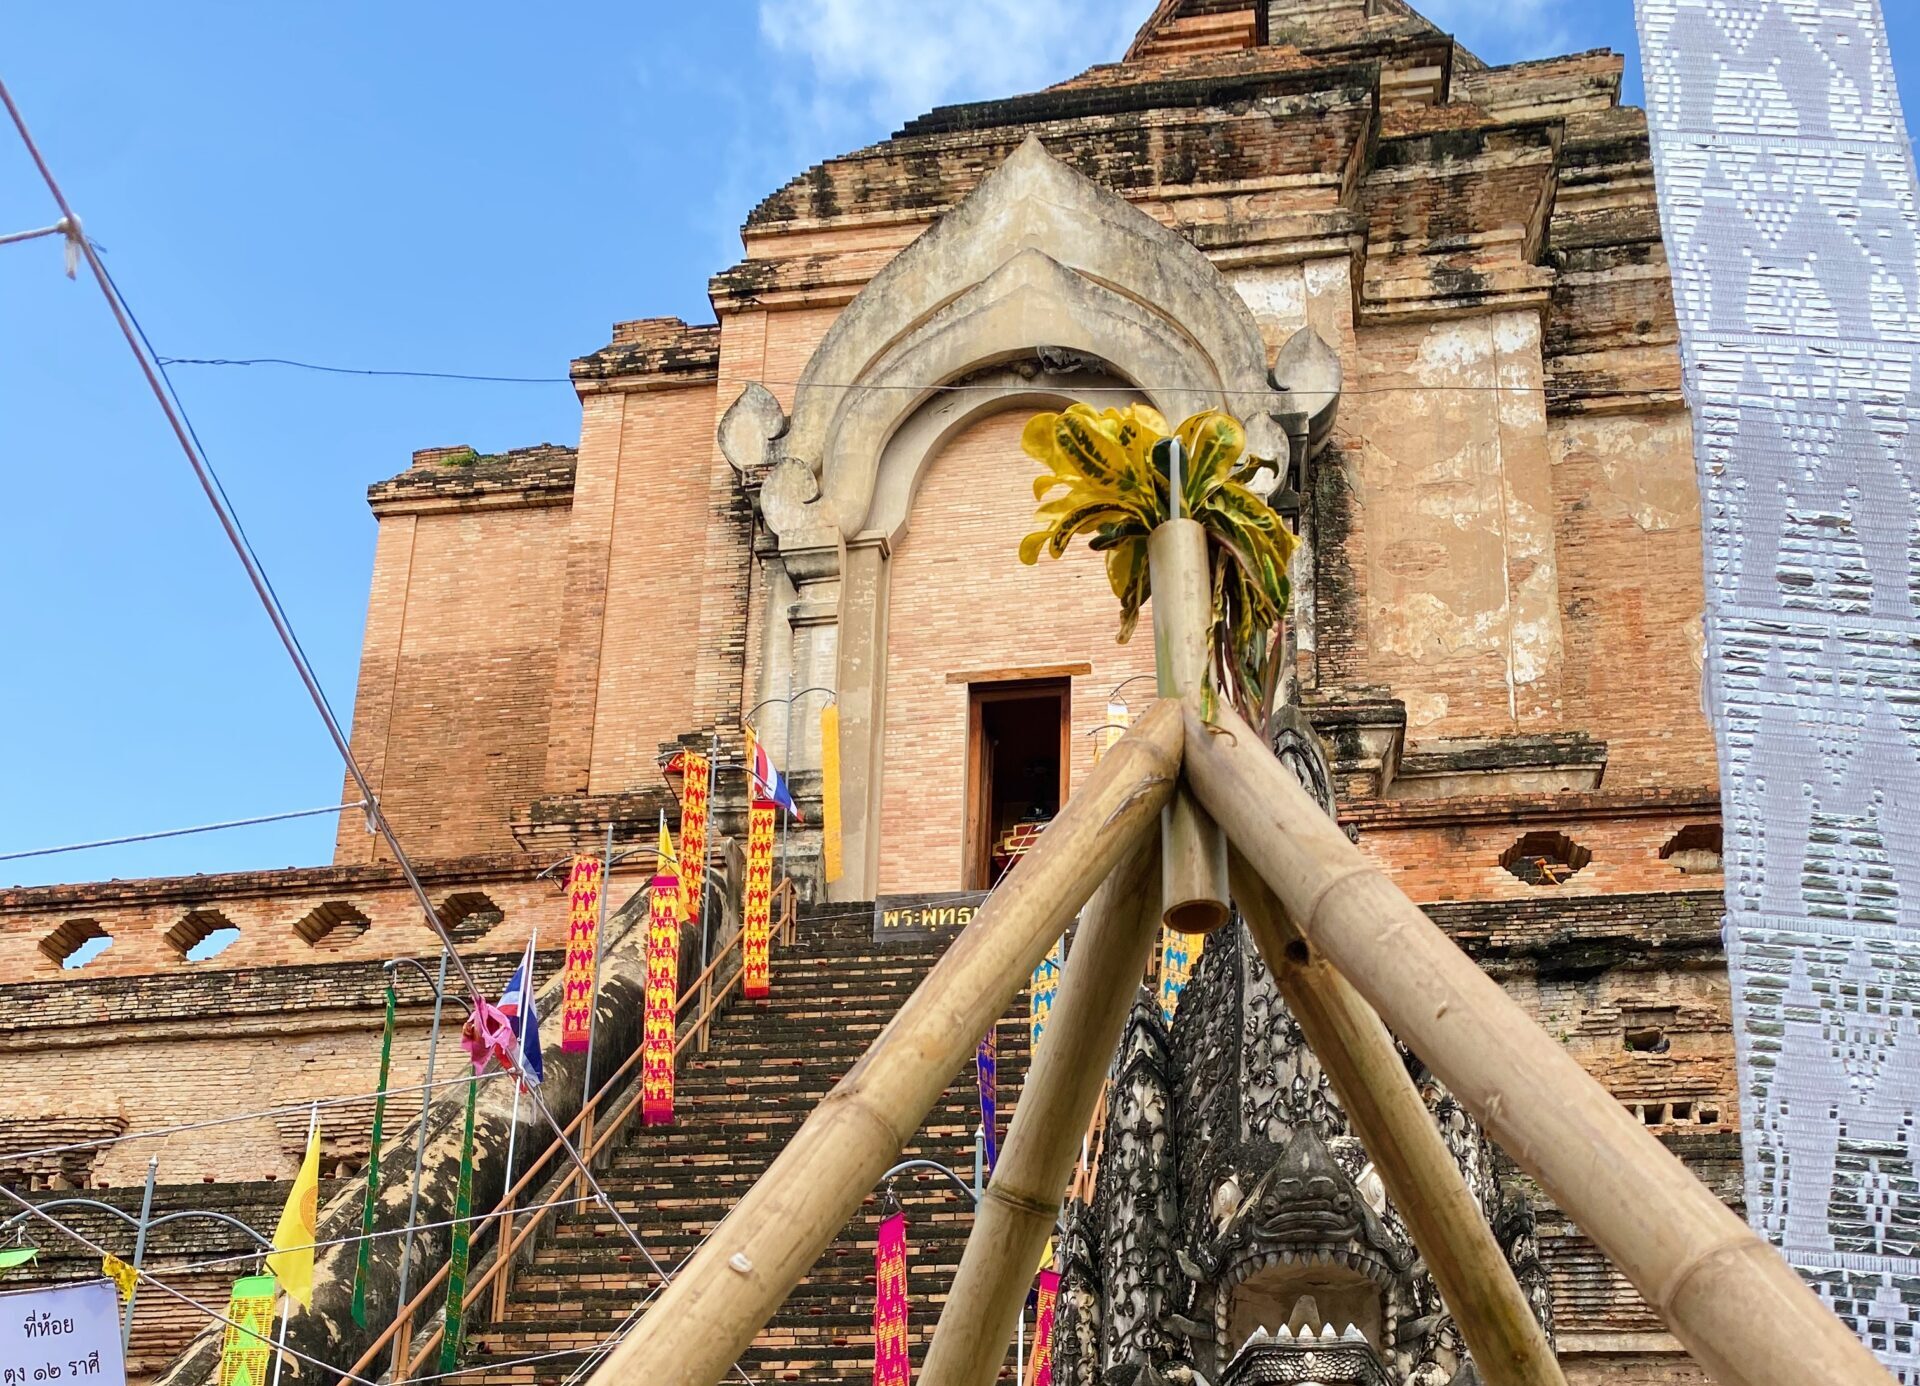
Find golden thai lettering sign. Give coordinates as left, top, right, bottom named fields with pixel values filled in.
left=642, top=876, right=680, bottom=1126
left=559, top=855, right=604, bottom=1054
left=871, top=892, right=989, bottom=943
left=821, top=704, right=844, bottom=884
left=679, top=752, right=710, bottom=925
left=743, top=799, right=776, bottom=999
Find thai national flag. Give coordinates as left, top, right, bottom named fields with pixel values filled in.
left=748, top=734, right=802, bottom=820
left=498, top=939, right=544, bottom=1087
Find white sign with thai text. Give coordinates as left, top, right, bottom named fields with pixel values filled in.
left=0, top=1280, right=126, bottom=1386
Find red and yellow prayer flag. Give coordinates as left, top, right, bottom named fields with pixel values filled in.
left=642, top=875, right=680, bottom=1126
left=743, top=798, right=776, bottom=999
left=559, top=855, right=605, bottom=1053
left=679, top=750, right=711, bottom=923
left=1025, top=1268, right=1061, bottom=1386
left=872, top=1212, right=910, bottom=1386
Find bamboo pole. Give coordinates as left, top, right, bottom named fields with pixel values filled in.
left=1148, top=518, right=1228, bottom=934
left=1185, top=702, right=1893, bottom=1386
left=587, top=701, right=1183, bottom=1386
left=920, top=843, right=1164, bottom=1386
left=1228, top=856, right=1565, bottom=1386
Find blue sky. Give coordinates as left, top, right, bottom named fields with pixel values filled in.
left=2, top=1, right=1916, bottom=889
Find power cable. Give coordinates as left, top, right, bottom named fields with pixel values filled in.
left=1, top=801, right=366, bottom=864
left=164, top=1196, right=603, bottom=1274
left=153, top=353, right=1671, bottom=399
left=0, top=83, right=706, bottom=1367
left=0, top=1069, right=510, bottom=1165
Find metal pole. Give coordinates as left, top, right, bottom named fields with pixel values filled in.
left=266, top=1297, right=293, bottom=1386
left=780, top=695, right=795, bottom=889
left=122, top=1155, right=157, bottom=1351
left=1015, top=1306, right=1024, bottom=1386
left=502, top=937, right=531, bottom=1194
left=972, top=1127, right=984, bottom=1203
left=698, top=732, right=718, bottom=972
left=391, top=948, right=448, bottom=1378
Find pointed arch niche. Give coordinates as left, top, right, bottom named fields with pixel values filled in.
left=721, top=137, right=1299, bottom=898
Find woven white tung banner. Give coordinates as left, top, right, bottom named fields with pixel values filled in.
left=1635, top=0, right=1920, bottom=1376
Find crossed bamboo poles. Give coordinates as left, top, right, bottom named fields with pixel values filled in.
left=587, top=519, right=1892, bottom=1386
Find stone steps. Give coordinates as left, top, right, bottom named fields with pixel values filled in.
left=452, top=903, right=1030, bottom=1385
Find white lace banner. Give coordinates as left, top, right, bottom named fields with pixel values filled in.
left=1635, top=0, right=1920, bottom=1375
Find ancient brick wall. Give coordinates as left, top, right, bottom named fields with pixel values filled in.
left=585, top=388, right=719, bottom=791
left=334, top=466, right=571, bottom=863
left=0, top=856, right=646, bottom=980
left=1352, top=796, right=1722, bottom=903
left=874, top=411, right=1159, bottom=895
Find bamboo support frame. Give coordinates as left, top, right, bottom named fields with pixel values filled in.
left=919, top=843, right=1164, bottom=1386
left=1229, top=856, right=1565, bottom=1386
left=589, top=702, right=1183, bottom=1386
left=1148, top=519, right=1228, bottom=934
left=1186, top=702, right=1893, bottom=1386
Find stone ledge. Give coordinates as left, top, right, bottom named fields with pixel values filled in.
left=367, top=443, right=576, bottom=514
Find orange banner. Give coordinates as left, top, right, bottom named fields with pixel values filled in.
left=743, top=799, right=776, bottom=999
left=559, top=855, right=605, bottom=1053
left=679, top=750, right=711, bottom=924
left=642, top=875, right=680, bottom=1126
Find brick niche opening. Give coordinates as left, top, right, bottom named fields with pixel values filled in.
left=295, top=900, right=372, bottom=948
left=40, top=918, right=111, bottom=970
left=437, top=892, right=503, bottom=945
left=1660, top=823, right=1724, bottom=875
left=166, top=909, right=241, bottom=962
left=1500, top=831, right=1592, bottom=886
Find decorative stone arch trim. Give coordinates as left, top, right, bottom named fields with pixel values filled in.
left=719, top=136, right=1337, bottom=898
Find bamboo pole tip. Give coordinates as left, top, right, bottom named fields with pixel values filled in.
left=1162, top=897, right=1229, bottom=935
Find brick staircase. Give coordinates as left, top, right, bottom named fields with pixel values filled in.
left=463, top=901, right=1033, bottom=1386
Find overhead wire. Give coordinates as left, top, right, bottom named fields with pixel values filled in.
left=162, top=1196, right=604, bottom=1274
left=0, top=1068, right=511, bottom=1165
left=0, top=801, right=367, bottom=864
left=154, top=352, right=1674, bottom=399
left=0, top=77, right=732, bottom=1380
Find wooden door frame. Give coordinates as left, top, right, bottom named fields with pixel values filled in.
left=962, top=678, right=1073, bottom=889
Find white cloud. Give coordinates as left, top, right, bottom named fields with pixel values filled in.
left=759, top=0, right=1142, bottom=124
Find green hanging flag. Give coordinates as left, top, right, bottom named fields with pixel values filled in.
left=439, top=1074, right=478, bottom=1374
left=0, top=1247, right=37, bottom=1271
left=351, top=985, right=398, bottom=1328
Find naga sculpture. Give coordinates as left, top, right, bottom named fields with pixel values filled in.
left=1057, top=727, right=1554, bottom=1386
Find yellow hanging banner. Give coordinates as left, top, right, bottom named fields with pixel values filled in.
left=820, top=703, right=844, bottom=884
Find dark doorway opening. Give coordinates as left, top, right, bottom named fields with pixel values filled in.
left=964, top=680, right=1070, bottom=890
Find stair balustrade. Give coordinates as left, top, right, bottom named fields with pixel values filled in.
left=336, top=877, right=800, bottom=1386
